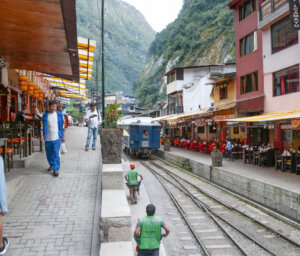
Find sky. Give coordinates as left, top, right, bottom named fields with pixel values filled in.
left=122, top=0, right=184, bottom=32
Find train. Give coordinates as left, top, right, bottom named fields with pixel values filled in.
left=118, top=117, right=161, bottom=157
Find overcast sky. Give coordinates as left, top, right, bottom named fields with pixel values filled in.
left=122, top=0, right=184, bottom=32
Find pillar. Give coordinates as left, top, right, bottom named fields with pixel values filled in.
left=274, top=121, right=282, bottom=150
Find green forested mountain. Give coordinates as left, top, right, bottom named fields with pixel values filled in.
left=76, top=0, right=155, bottom=94
left=136, top=0, right=235, bottom=107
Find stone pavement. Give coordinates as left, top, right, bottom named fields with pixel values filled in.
left=3, top=127, right=101, bottom=256
left=122, top=161, right=167, bottom=256
left=164, top=146, right=300, bottom=193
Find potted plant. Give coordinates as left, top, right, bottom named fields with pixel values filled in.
left=99, top=103, right=124, bottom=164
left=164, top=136, right=171, bottom=151
left=211, top=146, right=223, bottom=167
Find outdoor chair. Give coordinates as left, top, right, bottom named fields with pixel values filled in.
left=253, top=151, right=260, bottom=166
left=295, top=154, right=300, bottom=175
left=0, top=129, right=14, bottom=171
left=283, top=156, right=292, bottom=172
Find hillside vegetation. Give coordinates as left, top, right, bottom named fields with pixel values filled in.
left=136, top=0, right=235, bottom=107
left=76, top=0, right=155, bottom=95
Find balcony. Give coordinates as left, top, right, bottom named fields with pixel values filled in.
left=259, top=0, right=289, bottom=29
left=166, top=80, right=184, bottom=95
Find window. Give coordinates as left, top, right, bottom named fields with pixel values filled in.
left=143, top=129, right=149, bottom=138
left=219, top=83, right=228, bottom=100
left=209, top=125, right=217, bottom=133
left=176, top=69, right=184, bottom=80
left=240, top=71, right=258, bottom=94
left=272, top=16, right=298, bottom=54
left=239, top=0, right=256, bottom=21
left=273, top=65, right=299, bottom=97
left=197, top=127, right=205, bottom=133
left=240, top=31, right=257, bottom=56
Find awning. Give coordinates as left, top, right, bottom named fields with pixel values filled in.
left=224, top=109, right=300, bottom=122
left=154, top=109, right=209, bottom=122
left=214, top=102, right=237, bottom=111
left=0, top=0, right=79, bottom=81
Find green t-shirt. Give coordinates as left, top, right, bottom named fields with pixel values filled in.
left=127, top=169, right=138, bottom=186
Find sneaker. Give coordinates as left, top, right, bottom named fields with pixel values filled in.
left=92, top=147, right=96, bottom=151
left=48, top=166, right=53, bottom=172
left=85, top=147, right=89, bottom=151
left=53, top=170, right=59, bottom=177
left=0, top=237, right=9, bottom=255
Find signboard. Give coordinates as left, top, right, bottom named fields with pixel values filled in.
left=281, top=124, right=293, bottom=130
left=214, top=114, right=235, bottom=120
left=289, top=0, right=300, bottom=30
left=291, top=119, right=300, bottom=128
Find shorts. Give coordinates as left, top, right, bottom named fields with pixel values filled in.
left=138, top=248, right=159, bottom=256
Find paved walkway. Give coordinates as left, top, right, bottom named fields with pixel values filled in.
left=3, top=127, right=101, bottom=256
left=163, top=146, right=300, bottom=194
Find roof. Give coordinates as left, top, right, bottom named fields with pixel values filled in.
left=228, top=0, right=241, bottom=9
left=164, top=63, right=236, bottom=77
left=0, top=0, right=79, bottom=81
left=223, top=109, right=300, bottom=122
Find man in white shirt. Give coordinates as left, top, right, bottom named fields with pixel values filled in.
left=84, top=103, right=101, bottom=151
left=41, top=100, right=65, bottom=177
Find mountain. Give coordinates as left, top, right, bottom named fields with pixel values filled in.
left=136, top=0, right=235, bottom=108
left=76, top=0, right=155, bottom=95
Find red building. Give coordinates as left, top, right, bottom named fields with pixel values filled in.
left=229, top=0, right=264, bottom=116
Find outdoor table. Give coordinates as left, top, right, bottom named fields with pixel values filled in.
left=0, top=138, right=8, bottom=172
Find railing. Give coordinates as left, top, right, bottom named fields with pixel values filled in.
left=167, top=106, right=183, bottom=115
left=259, top=0, right=288, bottom=21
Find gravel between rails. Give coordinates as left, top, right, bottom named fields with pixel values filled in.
left=149, top=159, right=300, bottom=256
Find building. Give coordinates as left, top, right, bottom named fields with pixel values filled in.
left=164, top=64, right=236, bottom=115
left=229, top=0, right=265, bottom=116
left=259, top=0, right=300, bottom=149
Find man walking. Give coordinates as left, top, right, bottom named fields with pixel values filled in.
left=41, top=100, right=65, bottom=177
left=125, top=163, right=143, bottom=204
left=134, top=204, right=170, bottom=256
left=0, top=157, right=9, bottom=255
left=226, top=138, right=234, bottom=161
left=85, top=103, right=101, bottom=151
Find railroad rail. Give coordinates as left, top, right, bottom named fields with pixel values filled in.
left=140, top=160, right=300, bottom=256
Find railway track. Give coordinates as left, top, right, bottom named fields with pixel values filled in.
left=140, top=160, right=300, bottom=256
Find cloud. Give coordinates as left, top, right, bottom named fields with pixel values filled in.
left=122, top=0, right=183, bottom=32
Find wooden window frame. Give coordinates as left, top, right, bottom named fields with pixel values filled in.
left=239, top=0, right=256, bottom=21
left=240, top=71, right=258, bottom=95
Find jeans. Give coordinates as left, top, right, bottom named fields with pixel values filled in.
left=85, top=127, right=98, bottom=148
left=45, top=140, right=61, bottom=171
left=138, top=249, right=159, bottom=256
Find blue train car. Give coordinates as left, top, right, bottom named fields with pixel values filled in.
left=118, top=117, right=161, bottom=157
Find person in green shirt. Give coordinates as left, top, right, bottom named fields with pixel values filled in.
left=125, top=163, right=143, bottom=204
left=134, top=204, right=170, bottom=256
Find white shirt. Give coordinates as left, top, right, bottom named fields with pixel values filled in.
left=85, top=109, right=101, bottom=128
left=46, top=112, right=59, bottom=141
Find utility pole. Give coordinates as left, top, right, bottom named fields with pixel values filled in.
left=95, top=59, right=99, bottom=112
left=101, top=0, right=105, bottom=127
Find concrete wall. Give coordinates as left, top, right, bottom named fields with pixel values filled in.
left=156, top=150, right=300, bottom=221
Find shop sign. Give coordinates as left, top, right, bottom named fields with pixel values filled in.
left=289, top=0, right=300, bottom=30
left=291, top=119, right=300, bottom=128
left=214, top=115, right=235, bottom=120
left=281, top=124, right=293, bottom=130
left=195, top=119, right=205, bottom=126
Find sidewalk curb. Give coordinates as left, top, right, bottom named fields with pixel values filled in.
left=91, top=155, right=103, bottom=256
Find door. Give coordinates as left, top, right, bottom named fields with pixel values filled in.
left=141, top=126, right=149, bottom=147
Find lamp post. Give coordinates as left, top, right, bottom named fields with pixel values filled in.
left=101, top=0, right=105, bottom=127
